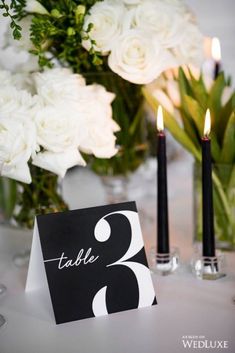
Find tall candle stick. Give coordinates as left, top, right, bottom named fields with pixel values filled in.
left=212, top=37, right=221, bottom=80
left=156, top=106, right=169, bottom=256
left=202, top=109, right=215, bottom=257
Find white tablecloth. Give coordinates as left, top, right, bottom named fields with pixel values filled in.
left=0, top=155, right=235, bottom=353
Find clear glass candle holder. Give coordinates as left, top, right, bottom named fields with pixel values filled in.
left=0, top=284, right=6, bottom=295
left=149, top=246, right=180, bottom=275
left=0, top=284, right=7, bottom=328
left=0, top=314, right=6, bottom=328
left=191, top=246, right=226, bottom=280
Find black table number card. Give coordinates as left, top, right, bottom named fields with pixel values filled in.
left=26, top=202, right=157, bottom=324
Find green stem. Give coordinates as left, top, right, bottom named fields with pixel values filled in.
left=212, top=171, right=232, bottom=224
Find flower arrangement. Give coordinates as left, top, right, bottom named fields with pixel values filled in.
left=0, top=67, right=118, bottom=227
left=0, top=67, right=118, bottom=181
left=1, top=0, right=203, bottom=82
left=0, top=0, right=204, bottom=176
left=0, top=0, right=205, bottom=226
left=143, top=68, right=235, bottom=248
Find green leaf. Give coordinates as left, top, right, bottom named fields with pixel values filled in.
left=217, top=92, right=235, bottom=144
left=142, top=87, right=201, bottom=161
left=164, top=110, right=201, bottom=160
left=177, top=72, right=202, bottom=144
left=178, top=67, right=193, bottom=114
left=228, top=165, right=235, bottom=194
left=13, top=28, right=21, bottom=39
left=189, top=71, right=208, bottom=109
left=208, top=73, right=226, bottom=119
left=210, top=131, right=221, bottom=162
left=129, top=103, right=144, bottom=136
left=180, top=109, right=200, bottom=149
left=220, top=112, right=235, bottom=163
left=213, top=186, right=231, bottom=242
left=232, top=91, right=235, bottom=109
left=0, top=177, right=17, bottom=219
left=184, top=95, right=204, bottom=133
left=178, top=67, right=192, bottom=96
left=184, top=95, right=221, bottom=161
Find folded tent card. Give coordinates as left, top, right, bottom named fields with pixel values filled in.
left=26, top=201, right=157, bottom=324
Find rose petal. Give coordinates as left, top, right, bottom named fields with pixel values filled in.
left=32, top=150, right=86, bottom=178
left=1, top=162, right=31, bottom=184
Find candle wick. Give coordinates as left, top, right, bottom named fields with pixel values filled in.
left=158, top=128, right=165, bottom=135
left=204, top=133, right=210, bottom=139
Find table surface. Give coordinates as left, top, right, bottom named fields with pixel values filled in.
left=0, top=2, right=234, bottom=351
left=0, top=154, right=234, bottom=353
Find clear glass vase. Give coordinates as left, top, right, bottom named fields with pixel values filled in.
left=0, top=166, right=68, bottom=267
left=100, top=160, right=156, bottom=239
left=0, top=177, right=17, bottom=225
left=101, top=175, right=129, bottom=204
left=0, top=166, right=68, bottom=230
left=193, top=162, right=235, bottom=250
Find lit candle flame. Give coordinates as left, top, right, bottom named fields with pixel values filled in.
left=204, top=109, right=211, bottom=137
left=156, top=105, right=164, bottom=132
left=211, top=37, right=221, bottom=62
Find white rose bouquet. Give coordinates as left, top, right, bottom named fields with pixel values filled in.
left=0, top=67, right=119, bottom=227
left=0, top=0, right=204, bottom=178
left=0, top=0, right=205, bottom=224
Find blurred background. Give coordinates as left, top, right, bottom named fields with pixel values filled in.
left=186, top=0, right=235, bottom=80
left=0, top=0, right=235, bottom=80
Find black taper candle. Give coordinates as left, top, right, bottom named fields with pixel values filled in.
left=202, top=110, right=215, bottom=257
left=157, top=130, right=169, bottom=255
left=214, top=62, right=220, bottom=80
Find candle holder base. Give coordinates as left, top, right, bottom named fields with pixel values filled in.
left=191, top=247, right=226, bottom=280
left=0, top=314, right=6, bottom=328
left=0, top=284, right=7, bottom=296
left=149, top=247, right=180, bottom=276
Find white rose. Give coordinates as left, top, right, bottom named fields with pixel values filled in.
left=25, top=0, right=49, bottom=15
left=122, top=0, right=144, bottom=5
left=0, top=70, right=24, bottom=89
left=33, top=104, right=86, bottom=177
left=33, top=68, right=86, bottom=105
left=161, top=0, right=185, bottom=10
left=172, top=24, right=204, bottom=67
left=82, top=0, right=125, bottom=54
left=128, top=0, right=186, bottom=48
left=77, top=84, right=116, bottom=124
left=34, top=104, right=80, bottom=153
left=79, top=121, right=118, bottom=158
left=0, top=70, right=34, bottom=92
left=0, top=86, right=37, bottom=121
left=32, top=149, right=85, bottom=178
left=0, top=118, right=36, bottom=183
left=108, top=29, right=176, bottom=84
left=34, top=68, right=119, bottom=162
left=14, top=55, right=40, bottom=77
left=77, top=84, right=119, bottom=158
